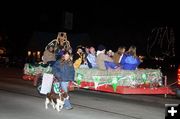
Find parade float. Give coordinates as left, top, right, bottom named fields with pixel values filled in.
left=22, top=31, right=176, bottom=96
left=74, top=68, right=175, bottom=95
left=22, top=62, right=175, bottom=95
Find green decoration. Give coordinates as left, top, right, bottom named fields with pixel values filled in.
left=93, top=76, right=101, bottom=83
left=53, top=82, right=60, bottom=94
left=112, top=76, right=118, bottom=92
left=142, top=73, right=147, bottom=83
left=29, top=64, right=35, bottom=75
left=44, top=65, right=52, bottom=73
left=23, top=64, right=163, bottom=89
left=77, top=73, right=83, bottom=85
left=93, top=76, right=101, bottom=89
left=130, top=73, right=136, bottom=81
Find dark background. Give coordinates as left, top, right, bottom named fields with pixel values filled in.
left=0, top=1, right=179, bottom=66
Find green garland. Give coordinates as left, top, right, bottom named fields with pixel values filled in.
left=74, top=68, right=163, bottom=88
left=77, top=72, right=84, bottom=85
left=53, top=82, right=60, bottom=94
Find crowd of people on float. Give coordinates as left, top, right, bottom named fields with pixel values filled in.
left=41, top=32, right=143, bottom=110
left=71, top=44, right=143, bottom=70
left=42, top=32, right=143, bottom=71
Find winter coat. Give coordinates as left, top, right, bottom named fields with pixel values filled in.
left=42, top=50, right=56, bottom=64
left=52, top=60, right=75, bottom=82
left=120, top=54, right=141, bottom=70
left=96, top=53, right=113, bottom=70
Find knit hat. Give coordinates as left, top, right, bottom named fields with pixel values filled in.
left=97, top=44, right=106, bottom=51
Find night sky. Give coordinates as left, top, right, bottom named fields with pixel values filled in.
left=0, top=1, right=178, bottom=30
left=0, top=1, right=179, bottom=59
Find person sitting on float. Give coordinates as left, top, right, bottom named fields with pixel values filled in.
left=42, top=45, right=56, bottom=66
left=86, top=46, right=97, bottom=68
left=45, top=32, right=72, bottom=60
left=96, top=45, right=119, bottom=70
left=73, top=45, right=86, bottom=69
left=112, top=46, right=126, bottom=65
left=120, top=45, right=142, bottom=70
left=106, top=50, right=114, bottom=58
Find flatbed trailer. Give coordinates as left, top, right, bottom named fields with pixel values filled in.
left=74, top=68, right=175, bottom=96
left=22, top=63, right=176, bottom=96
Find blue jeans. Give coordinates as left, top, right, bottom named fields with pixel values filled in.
left=104, top=61, right=118, bottom=69
left=60, top=81, right=73, bottom=109
left=47, top=61, right=55, bottom=66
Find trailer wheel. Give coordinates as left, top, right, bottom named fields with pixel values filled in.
left=176, top=89, right=180, bottom=98
left=36, top=76, right=44, bottom=96
left=37, top=84, right=42, bottom=94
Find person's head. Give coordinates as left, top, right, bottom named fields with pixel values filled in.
left=107, top=50, right=114, bottom=57
left=85, top=47, right=89, bottom=54
left=60, top=51, right=73, bottom=65
left=89, top=47, right=96, bottom=54
left=97, top=44, right=106, bottom=53
left=76, top=45, right=84, bottom=54
left=57, top=32, right=67, bottom=46
left=77, top=48, right=83, bottom=53
left=58, top=32, right=67, bottom=40
left=63, top=51, right=71, bottom=61
left=127, top=45, right=137, bottom=57
left=49, top=46, right=54, bottom=52
left=47, top=45, right=54, bottom=53
left=68, top=48, right=73, bottom=54
left=117, top=46, right=126, bottom=55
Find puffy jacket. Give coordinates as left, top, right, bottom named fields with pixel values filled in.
left=52, top=60, right=75, bottom=82
left=42, top=50, right=56, bottom=64
left=120, top=54, right=141, bottom=70
left=96, top=53, right=113, bottom=70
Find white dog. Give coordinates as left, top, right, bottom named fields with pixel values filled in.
left=45, top=92, right=69, bottom=112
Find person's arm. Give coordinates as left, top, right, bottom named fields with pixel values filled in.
left=69, top=65, right=75, bottom=81
left=104, top=54, right=113, bottom=62
left=86, top=55, right=93, bottom=68
left=136, top=57, right=141, bottom=66
left=73, top=58, right=82, bottom=69
left=52, top=61, right=61, bottom=80
left=120, top=54, right=126, bottom=65
left=42, top=50, right=48, bottom=64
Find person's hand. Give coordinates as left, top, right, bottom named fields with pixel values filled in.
left=72, top=81, right=79, bottom=87
left=138, top=56, right=144, bottom=62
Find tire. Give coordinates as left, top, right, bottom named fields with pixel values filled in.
left=176, top=89, right=180, bottom=99
left=36, top=76, right=44, bottom=95
left=37, top=84, right=42, bottom=94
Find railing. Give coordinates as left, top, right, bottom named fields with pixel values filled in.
left=178, top=65, right=180, bottom=85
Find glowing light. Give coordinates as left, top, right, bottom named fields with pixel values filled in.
left=37, top=51, right=40, bottom=55
left=178, top=80, right=180, bottom=85
left=0, top=49, right=4, bottom=54
left=37, top=51, right=41, bottom=59
left=33, top=52, right=36, bottom=57
left=178, top=66, right=180, bottom=85
left=28, top=51, right=31, bottom=56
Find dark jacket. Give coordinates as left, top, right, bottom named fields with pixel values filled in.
left=52, top=60, right=75, bottom=82
left=120, top=54, right=141, bottom=70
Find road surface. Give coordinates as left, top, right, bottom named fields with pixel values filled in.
left=0, top=67, right=180, bottom=119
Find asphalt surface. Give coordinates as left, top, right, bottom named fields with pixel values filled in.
left=0, top=67, right=180, bottom=119
left=0, top=66, right=180, bottom=104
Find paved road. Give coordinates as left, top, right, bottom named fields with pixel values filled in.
left=1, top=90, right=138, bottom=119
left=0, top=84, right=164, bottom=119
left=0, top=67, right=180, bottom=119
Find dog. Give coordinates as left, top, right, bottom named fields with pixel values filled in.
left=45, top=92, right=69, bottom=112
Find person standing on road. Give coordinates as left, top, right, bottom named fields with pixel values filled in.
left=52, top=51, right=75, bottom=110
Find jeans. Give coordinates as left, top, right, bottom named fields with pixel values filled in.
left=47, top=61, right=55, bottom=67
left=104, top=61, right=118, bottom=69
left=60, top=81, right=73, bottom=109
